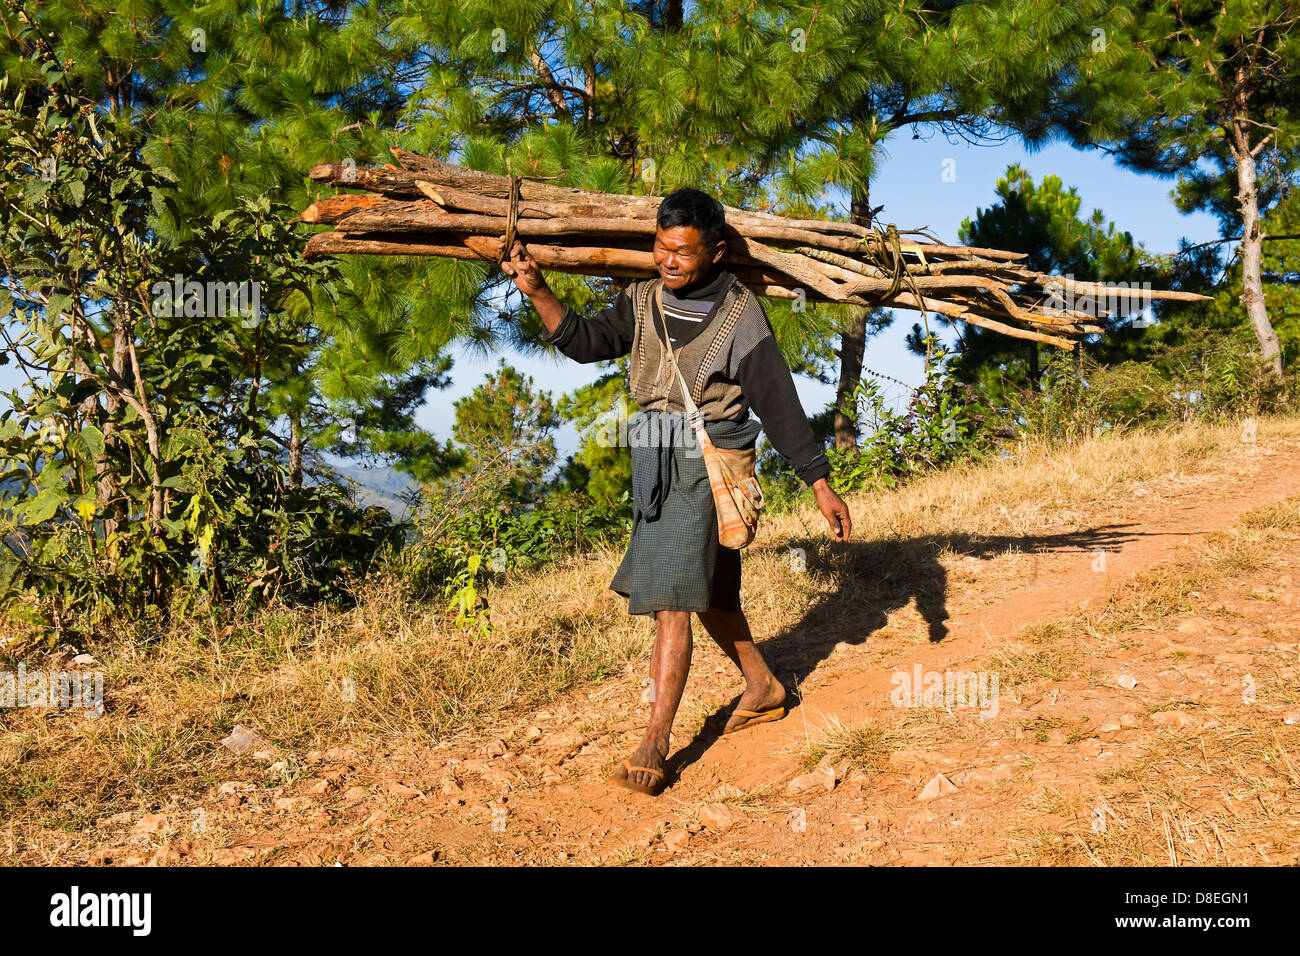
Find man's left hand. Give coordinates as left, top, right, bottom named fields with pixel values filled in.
left=811, top=478, right=851, bottom=541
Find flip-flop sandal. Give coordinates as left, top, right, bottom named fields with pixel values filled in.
left=724, top=702, right=787, bottom=736
left=608, top=759, right=666, bottom=796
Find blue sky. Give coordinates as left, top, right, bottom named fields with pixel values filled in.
left=417, top=132, right=1222, bottom=461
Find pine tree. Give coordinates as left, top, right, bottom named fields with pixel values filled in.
left=1036, top=0, right=1300, bottom=375
left=443, top=359, right=560, bottom=505
left=947, top=164, right=1164, bottom=402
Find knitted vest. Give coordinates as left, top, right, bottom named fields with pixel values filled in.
left=628, top=274, right=770, bottom=422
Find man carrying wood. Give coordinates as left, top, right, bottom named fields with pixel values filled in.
left=500, top=188, right=851, bottom=796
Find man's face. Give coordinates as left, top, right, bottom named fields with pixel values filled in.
left=653, top=225, right=726, bottom=291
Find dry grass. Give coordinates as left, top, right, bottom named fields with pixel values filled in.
left=1016, top=720, right=1300, bottom=866
left=797, top=714, right=921, bottom=774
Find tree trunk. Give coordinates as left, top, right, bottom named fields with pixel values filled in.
left=833, top=191, right=874, bottom=450
left=98, top=311, right=131, bottom=544
left=1229, top=112, right=1283, bottom=376
left=289, top=409, right=303, bottom=488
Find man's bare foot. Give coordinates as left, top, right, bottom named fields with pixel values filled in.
left=608, top=736, right=669, bottom=795
left=723, top=674, right=787, bottom=734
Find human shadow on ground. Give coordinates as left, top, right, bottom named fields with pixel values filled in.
left=666, top=522, right=1146, bottom=782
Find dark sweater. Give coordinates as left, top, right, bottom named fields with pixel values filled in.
left=542, top=271, right=831, bottom=487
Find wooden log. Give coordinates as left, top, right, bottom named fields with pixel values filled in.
left=316, top=156, right=1035, bottom=263
left=307, top=232, right=809, bottom=290
left=297, top=193, right=382, bottom=223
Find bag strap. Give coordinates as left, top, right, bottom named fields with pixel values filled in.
left=650, top=282, right=705, bottom=427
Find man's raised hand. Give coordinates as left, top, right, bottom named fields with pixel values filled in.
left=499, top=240, right=566, bottom=334
left=500, top=240, right=548, bottom=296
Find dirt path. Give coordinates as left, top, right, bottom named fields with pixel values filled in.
left=71, top=433, right=1300, bottom=866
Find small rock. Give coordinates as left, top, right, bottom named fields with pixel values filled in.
left=698, top=803, right=742, bottom=831
left=1152, top=710, right=1201, bottom=729
left=1119, top=713, right=1139, bottom=728
left=917, top=773, right=958, bottom=802
left=1283, top=714, right=1299, bottom=726
left=342, top=786, right=372, bottom=804
left=440, top=778, right=464, bottom=797
left=540, top=767, right=563, bottom=785
left=1077, top=739, right=1103, bottom=758
left=1098, top=718, right=1122, bottom=733
left=484, top=739, right=509, bottom=757
left=525, top=726, right=543, bottom=741
left=72, top=653, right=96, bottom=665
left=306, top=779, right=332, bottom=796
left=384, top=780, right=421, bottom=801
left=786, top=768, right=837, bottom=794
left=1214, top=653, right=1253, bottom=668
left=662, top=830, right=691, bottom=853
left=131, top=813, right=166, bottom=835
left=97, top=811, right=135, bottom=829
left=361, top=809, right=389, bottom=828
left=410, top=850, right=439, bottom=865
left=220, top=724, right=269, bottom=755
left=274, top=796, right=314, bottom=812
left=210, top=846, right=257, bottom=865
left=1117, top=674, right=1138, bottom=690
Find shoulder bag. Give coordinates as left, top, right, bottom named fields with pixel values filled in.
left=651, top=285, right=765, bottom=549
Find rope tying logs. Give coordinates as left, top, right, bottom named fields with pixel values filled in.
left=502, top=174, right=522, bottom=260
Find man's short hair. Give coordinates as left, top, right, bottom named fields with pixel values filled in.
left=657, top=188, right=726, bottom=247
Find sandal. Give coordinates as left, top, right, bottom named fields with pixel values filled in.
left=723, top=701, right=787, bottom=736
left=609, top=759, right=666, bottom=796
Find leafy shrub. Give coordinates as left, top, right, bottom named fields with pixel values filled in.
left=829, top=346, right=998, bottom=494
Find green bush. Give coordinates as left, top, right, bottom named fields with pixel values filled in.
left=828, top=346, right=998, bottom=494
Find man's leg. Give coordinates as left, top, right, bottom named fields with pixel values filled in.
left=619, top=609, right=692, bottom=791
left=697, top=607, right=787, bottom=732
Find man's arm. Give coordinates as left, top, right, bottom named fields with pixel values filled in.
left=737, top=320, right=852, bottom=541
left=500, top=240, right=634, bottom=363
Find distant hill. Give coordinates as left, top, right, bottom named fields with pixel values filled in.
left=329, top=463, right=420, bottom=518
left=3, top=465, right=421, bottom=521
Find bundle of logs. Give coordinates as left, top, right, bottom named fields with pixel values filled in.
left=299, top=148, right=1207, bottom=349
